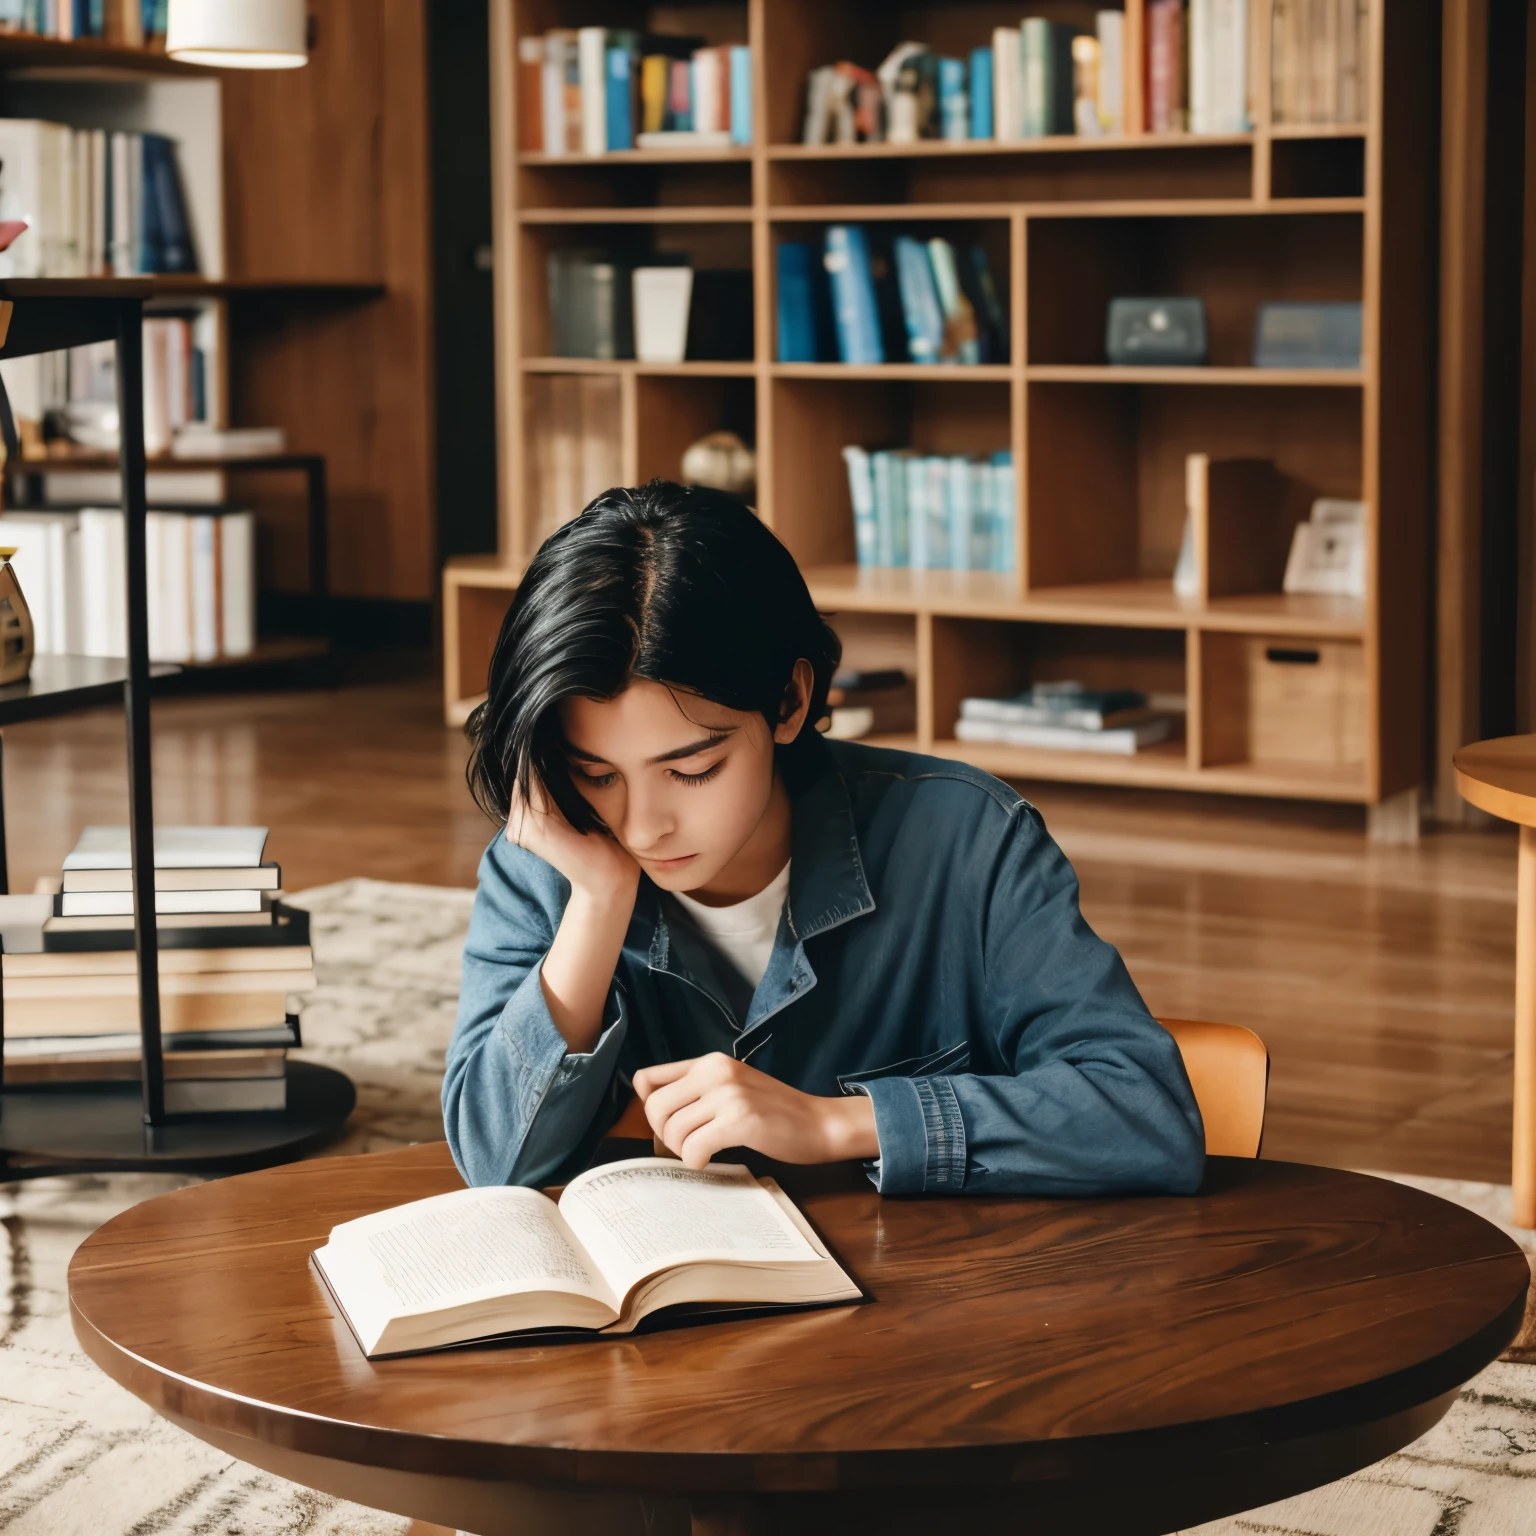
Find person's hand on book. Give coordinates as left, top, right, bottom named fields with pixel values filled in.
left=634, top=1053, right=879, bottom=1169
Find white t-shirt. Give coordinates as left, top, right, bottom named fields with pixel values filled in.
left=671, top=860, right=791, bottom=998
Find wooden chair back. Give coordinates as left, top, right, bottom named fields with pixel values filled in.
left=607, top=1017, right=1270, bottom=1160
left=1160, top=1017, right=1270, bottom=1158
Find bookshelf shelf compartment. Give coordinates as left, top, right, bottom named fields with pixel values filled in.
left=518, top=158, right=753, bottom=214
left=523, top=359, right=758, bottom=376
left=1025, top=211, right=1363, bottom=370
left=1025, top=366, right=1364, bottom=387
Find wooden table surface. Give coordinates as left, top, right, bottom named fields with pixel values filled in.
left=1454, top=734, right=1536, bottom=826
left=67, top=1142, right=1529, bottom=1536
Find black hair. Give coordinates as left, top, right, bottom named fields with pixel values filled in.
left=465, top=480, right=842, bottom=832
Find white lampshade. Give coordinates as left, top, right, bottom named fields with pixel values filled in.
left=167, top=0, right=308, bottom=69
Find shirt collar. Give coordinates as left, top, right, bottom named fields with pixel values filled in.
left=784, top=737, right=876, bottom=940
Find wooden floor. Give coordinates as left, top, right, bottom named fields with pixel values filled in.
left=3, top=669, right=1521, bottom=1184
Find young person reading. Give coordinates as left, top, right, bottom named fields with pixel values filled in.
left=444, top=481, right=1205, bottom=1197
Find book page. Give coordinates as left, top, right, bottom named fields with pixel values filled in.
left=558, top=1159, right=819, bottom=1297
left=328, top=1186, right=617, bottom=1315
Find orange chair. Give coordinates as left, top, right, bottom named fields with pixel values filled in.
left=608, top=1017, right=1269, bottom=1159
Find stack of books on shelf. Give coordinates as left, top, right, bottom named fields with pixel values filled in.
left=822, top=669, right=916, bottom=741
left=778, top=227, right=1005, bottom=367
left=956, top=684, right=1176, bottom=756
left=518, top=29, right=751, bottom=153
left=842, top=446, right=1014, bottom=574
left=0, top=117, right=196, bottom=277
left=0, top=0, right=165, bottom=42
left=2, top=825, right=312, bottom=1113
left=0, top=505, right=254, bottom=661
left=800, top=5, right=1263, bottom=146
left=1271, top=0, right=1370, bottom=124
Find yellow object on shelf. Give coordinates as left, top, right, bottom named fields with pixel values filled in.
left=0, top=545, right=35, bottom=685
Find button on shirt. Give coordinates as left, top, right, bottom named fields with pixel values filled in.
left=443, top=737, right=1206, bottom=1196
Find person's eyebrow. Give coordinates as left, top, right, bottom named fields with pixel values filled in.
left=562, top=727, right=736, bottom=769
left=646, top=728, right=736, bottom=766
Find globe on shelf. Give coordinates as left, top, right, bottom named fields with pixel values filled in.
left=680, top=431, right=756, bottom=500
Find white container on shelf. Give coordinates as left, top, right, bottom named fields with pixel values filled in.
left=632, top=267, right=694, bottom=364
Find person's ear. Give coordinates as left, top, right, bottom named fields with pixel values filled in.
left=773, top=658, right=815, bottom=745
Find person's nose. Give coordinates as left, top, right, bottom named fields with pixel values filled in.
left=619, top=779, right=677, bottom=854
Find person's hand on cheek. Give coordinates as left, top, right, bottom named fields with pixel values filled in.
left=633, top=1053, right=878, bottom=1169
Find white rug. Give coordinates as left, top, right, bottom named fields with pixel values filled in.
left=0, top=878, right=1532, bottom=1536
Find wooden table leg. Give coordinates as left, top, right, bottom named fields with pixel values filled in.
left=1517, top=826, right=1536, bottom=1228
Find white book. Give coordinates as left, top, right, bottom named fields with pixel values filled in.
left=159, top=511, right=192, bottom=662
left=164, top=1077, right=286, bottom=1114
left=219, top=511, right=254, bottom=657
left=577, top=27, right=608, bottom=155
left=89, top=129, right=106, bottom=273
left=692, top=47, right=720, bottom=135
left=1214, top=0, right=1249, bottom=132
left=190, top=513, right=217, bottom=661
left=77, top=508, right=126, bottom=658
left=63, top=825, right=270, bottom=871
left=126, top=131, right=142, bottom=274
left=0, top=120, right=49, bottom=277
left=171, top=425, right=286, bottom=458
left=955, top=716, right=1172, bottom=754
left=1189, top=0, right=1215, bottom=133
left=58, top=888, right=268, bottom=917
left=634, top=129, right=731, bottom=149
left=1096, top=12, right=1124, bottom=134
left=63, top=863, right=281, bottom=893
left=541, top=43, right=567, bottom=157
left=110, top=132, right=132, bottom=275
left=142, top=318, right=172, bottom=455
left=313, top=1158, right=861, bottom=1359
left=992, top=28, right=1021, bottom=141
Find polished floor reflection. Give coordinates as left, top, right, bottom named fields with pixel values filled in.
left=4, top=671, right=1519, bottom=1183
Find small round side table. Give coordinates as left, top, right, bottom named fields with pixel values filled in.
left=1454, top=734, right=1536, bottom=1226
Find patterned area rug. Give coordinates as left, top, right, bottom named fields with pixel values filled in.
left=0, top=878, right=1533, bottom=1536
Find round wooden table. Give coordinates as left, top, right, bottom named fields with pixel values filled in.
left=69, top=1143, right=1528, bottom=1536
left=1455, top=734, right=1536, bottom=1227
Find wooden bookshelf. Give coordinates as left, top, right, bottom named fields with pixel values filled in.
left=446, top=0, right=1436, bottom=817
left=0, top=2, right=435, bottom=618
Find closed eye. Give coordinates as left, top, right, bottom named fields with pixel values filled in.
left=668, top=762, right=724, bottom=786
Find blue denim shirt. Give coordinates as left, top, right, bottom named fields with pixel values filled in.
left=443, top=738, right=1205, bottom=1196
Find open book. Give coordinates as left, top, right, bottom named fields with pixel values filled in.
left=313, top=1158, right=861, bottom=1358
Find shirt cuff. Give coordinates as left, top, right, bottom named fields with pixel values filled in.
left=497, top=959, right=627, bottom=1127
left=847, top=1075, right=967, bottom=1194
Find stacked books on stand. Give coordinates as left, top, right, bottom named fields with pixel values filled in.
left=518, top=29, right=752, bottom=153
left=842, top=446, right=1014, bottom=574
left=778, top=227, right=1005, bottom=366
left=822, top=669, right=916, bottom=741
left=0, top=117, right=197, bottom=278
left=1, top=825, right=312, bottom=1112
left=0, top=506, right=255, bottom=661
left=955, top=684, right=1176, bottom=755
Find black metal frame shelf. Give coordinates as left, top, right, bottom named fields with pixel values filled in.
left=0, top=280, right=353, bottom=1181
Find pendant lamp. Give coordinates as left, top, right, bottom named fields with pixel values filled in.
left=166, top=0, right=308, bottom=69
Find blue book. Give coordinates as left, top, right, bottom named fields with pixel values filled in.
left=143, top=135, right=196, bottom=273
left=926, top=457, right=952, bottom=569
left=969, top=48, right=993, bottom=139
left=824, top=225, right=883, bottom=365
left=871, top=451, right=895, bottom=567
left=937, top=56, right=969, bottom=141
left=946, top=457, right=973, bottom=572
left=139, top=135, right=164, bottom=273
left=606, top=49, right=635, bottom=151
left=776, top=241, right=835, bottom=362
left=729, top=47, right=753, bottom=145
left=887, top=451, right=912, bottom=567
left=842, top=447, right=877, bottom=569
left=991, top=451, right=1015, bottom=573
left=892, top=236, right=944, bottom=364
left=905, top=455, right=929, bottom=571
left=968, top=460, right=992, bottom=571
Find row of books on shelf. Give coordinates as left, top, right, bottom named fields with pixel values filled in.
left=0, top=0, right=164, bottom=41
left=842, top=447, right=1014, bottom=575
left=779, top=228, right=1005, bottom=367
left=0, top=506, right=254, bottom=661
left=0, top=825, right=308, bottom=1114
left=0, top=118, right=197, bottom=278
left=801, top=1, right=1367, bottom=146
left=518, top=29, right=752, bottom=154
left=957, top=683, right=1177, bottom=755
